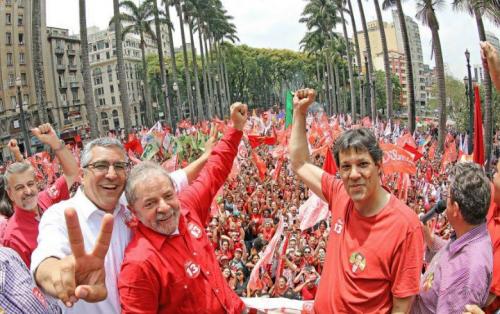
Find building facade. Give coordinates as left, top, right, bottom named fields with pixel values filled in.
left=486, top=31, right=500, bottom=53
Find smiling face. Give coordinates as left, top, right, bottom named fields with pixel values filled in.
left=7, top=168, right=38, bottom=211
left=129, top=174, right=180, bottom=235
left=82, top=146, right=127, bottom=212
left=338, top=148, right=381, bottom=204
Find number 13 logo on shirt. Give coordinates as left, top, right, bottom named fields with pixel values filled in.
left=185, top=260, right=201, bottom=278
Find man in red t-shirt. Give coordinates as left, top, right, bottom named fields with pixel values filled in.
left=289, top=89, right=424, bottom=313
left=1, top=124, right=78, bottom=267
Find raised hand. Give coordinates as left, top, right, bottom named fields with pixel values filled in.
left=203, top=123, right=218, bottom=156
left=57, top=208, right=114, bottom=307
left=230, top=102, right=248, bottom=131
left=293, top=88, right=316, bottom=115
left=8, top=139, right=23, bottom=161
left=480, top=41, right=500, bottom=90
left=31, top=123, right=60, bottom=149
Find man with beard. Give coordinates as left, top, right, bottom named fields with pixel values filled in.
left=117, top=103, right=248, bottom=313
left=2, top=123, right=79, bottom=267
left=289, top=89, right=424, bottom=313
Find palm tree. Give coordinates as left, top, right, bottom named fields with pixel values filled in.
left=347, top=0, right=364, bottom=117
left=79, top=0, right=99, bottom=138
left=373, top=0, right=393, bottom=123
left=162, top=0, right=182, bottom=125
left=357, top=0, right=377, bottom=121
left=452, top=0, right=495, bottom=169
left=113, top=0, right=132, bottom=136
left=148, top=0, right=172, bottom=127
left=417, top=0, right=447, bottom=152
left=383, top=0, right=416, bottom=133
left=32, top=0, right=48, bottom=123
left=114, top=0, right=155, bottom=127
left=173, top=0, right=195, bottom=122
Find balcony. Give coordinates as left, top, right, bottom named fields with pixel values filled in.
left=68, top=64, right=78, bottom=72
left=55, top=47, right=64, bottom=55
left=67, top=49, right=76, bottom=56
left=73, top=99, right=81, bottom=106
left=59, top=82, right=67, bottom=89
left=70, top=81, right=79, bottom=89
left=56, top=64, right=66, bottom=72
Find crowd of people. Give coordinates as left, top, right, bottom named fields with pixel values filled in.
left=0, top=41, right=497, bottom=313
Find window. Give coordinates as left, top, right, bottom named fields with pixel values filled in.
left=96, top=54, right=100, bottom=60
left=99, top=98, right=106, bottom=106
left=11, top=96, right=16, bottom=109
left=110, top=85, right=114, bottom=93
left=6, top=32, right=12, bottom=45
left=72, top=89, right=78, bottom=100
left=112, top=96, right=116, bottom=105
left=6, top=53, right=13, bottom=66
left=94, top=76, right=103, bottom=86
left=108, top=71, right=113, bottom=82
left=0, top=99, right=4, bottom=112
left=18, top=33, right=24, bottom=45
left=8, top=73, right=15, bottom=86
left=6, top=13, right=11, bottom=24
left=106, top=52, right=110, bottom=59
left=17, top=15, right=23, bottom=26
left=19, top=52, right=25, bottom=64
left=21, top=73, right=26, bottom=85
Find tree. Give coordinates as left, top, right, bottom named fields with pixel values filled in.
left=114, top=0, right=155, bottom=127
left=32, top=0, right=48, bottom=124
left=80, top=0, right=99, bottom=138
left=383, top=0, right=416, bottom=133
left=452, top=0, right=494, bottom=169
left=113, top=0, right=132, bottom=136
left=416, top=0, right=447, bottom=152
left=346, top=0, right=364, bottom=117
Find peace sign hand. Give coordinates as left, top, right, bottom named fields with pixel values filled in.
left=54, top=208, right=114, bottom=307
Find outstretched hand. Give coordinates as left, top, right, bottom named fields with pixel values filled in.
left=8, top=139, right=20, bottom=154
left=57, top=208, right=114, bottom=307
left=293, top=89, right=316, bottom=115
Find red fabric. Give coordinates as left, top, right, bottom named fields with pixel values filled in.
left=124, top=135, right=143, bottom=156
left=251, top=151, right=267, bottom=181
left=118, top=128, right=245, bottom=314
left=1, top=176, right=69, bottom=267
left=486, top=184, right=500, bottom=314
left=402, top=144, right=423, bottom=161
left=473, top=85, right=485, bottom=166
left=301, top=285, right=318, bottom=301
left=323, top=148, right=337, bottom=175
left=314, top=173, right=424, bottom=313
left=247, top=134, right=277, bottom=149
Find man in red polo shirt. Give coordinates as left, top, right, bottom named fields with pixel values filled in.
left=289, top=89, right=424, bottom=313
left=118, top=103, right=248, bottom=313
left=1, top=123, right=79, bottom=267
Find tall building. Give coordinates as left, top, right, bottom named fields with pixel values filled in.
left=486, top=31, right=500, bottom=53
left=0, top=0, right=55, bottom=160
left=374, top=50, right=407, bottom=105
left=473, top=64, right=484, bottom=84
left=392, top=11, right=427, bottom=107
left=46, top=27, right=87, bottom=132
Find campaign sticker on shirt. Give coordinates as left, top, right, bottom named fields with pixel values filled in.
left=185, top=260, right=201, bottom=278
left=423, top=272, right=434, bottom=291
left=32, top=287, right=48, bottom=308
left=334, top=218, right=344, bottom=234
left=349, top=252, right=366, bottom=274
left=47, top=184, right=60, bottom=200
left=188, top=222, right=202, bottom=239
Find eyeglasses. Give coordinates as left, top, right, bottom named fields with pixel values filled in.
left=84, top=161, right=129, bottom=174
left=304, top=250, right=311, bottom=254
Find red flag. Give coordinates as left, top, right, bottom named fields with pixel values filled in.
left=323, top=148, right=337, bottom=175
left=273, top=156, right=284, bottom=181
left=473, top=85, right=484, bottom=166
left=361, top=117, right=372, bottom=128
left=247, top=134, right=277, bottom=148
left=251, top=151, right=266, bottom=181
left=403, top=144, right=423, bottom=161
left=275, top=234, right=290, bottom=280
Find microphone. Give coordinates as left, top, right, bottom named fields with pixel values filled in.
left=420, top=200, right=447, bottom=224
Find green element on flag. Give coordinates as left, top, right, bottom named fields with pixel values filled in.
left=141, top=142, right=160, bottom=160
left=285, top=91, right=293, bottom=129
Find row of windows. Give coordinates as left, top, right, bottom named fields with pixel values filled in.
left=5, top=52, right=25, bottom=66
left=0, top=93, right=29, bottom=112
left=4, top=72, right=27, bottom=86
left=5, top=32, right=24, bottom=46
left=5, top=13, right=23, bottom=26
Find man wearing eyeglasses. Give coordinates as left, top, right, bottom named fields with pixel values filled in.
left=2, top=123, right=79, bottom=268
left=31, top=129, right=216, bottom=313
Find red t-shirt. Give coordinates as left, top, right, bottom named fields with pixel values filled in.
left=485, top=184, right=500, bottom=313
left=301, top=285, right=318, bottom=301
left=1, top=176, right=69, bottom=267
left=314, top=173, right=424, bottom=313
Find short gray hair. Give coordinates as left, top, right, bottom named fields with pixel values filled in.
left=125, top=161, right=173, bottom=206
left=4, top=162, right=34, bottom=189
left=81, top=137, right=127, bottom=167
left=449, top=162, right=490, bottom=225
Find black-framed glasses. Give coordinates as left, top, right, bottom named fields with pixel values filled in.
left=84, top=161, right=129, bottom=173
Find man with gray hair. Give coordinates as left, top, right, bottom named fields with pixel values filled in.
left=412, top=162, right=493, bottom=313
left=31, top=130, right=216, bottom=313
left=2, top=123, right=79, bottom=268
left=117, top=103, right=248, bottom=313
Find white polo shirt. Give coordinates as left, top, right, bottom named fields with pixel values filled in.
left=31, top=170, right=187, bottom=314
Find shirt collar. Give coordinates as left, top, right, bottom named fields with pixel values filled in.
left=13, top=205, right=38, bottom=219
left=448, top=223, right=488, bottom=256
left=76, top=188, right=124, bottom=221
left=136, top=215, right=186, bottom=251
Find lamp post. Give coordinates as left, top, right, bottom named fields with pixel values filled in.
left=16, top=77, right=31, bottom=155
left=364, top=52, right=370, bottom=119
left=465, top=49, right=474, bottom=154
left=140, top=80, right=146, bottom=126
left=172, top=82, right=180, bottom=122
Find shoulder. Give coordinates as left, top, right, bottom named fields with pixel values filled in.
left=387, top=195, right=422, bottom=232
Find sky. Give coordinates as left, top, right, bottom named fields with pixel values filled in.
left=46, top=0, right=499, bottom=80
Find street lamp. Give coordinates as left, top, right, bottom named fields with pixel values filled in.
left=16, top=76, right=31, bottom=155
left=140, top=80, right=146, bottom=126
left=465, top=49, right=474, bottom=154
left=364, top=52, right=370, bottom=119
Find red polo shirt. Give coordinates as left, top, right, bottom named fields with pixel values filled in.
left=485, top=184, right=500, bottom=313
left=1, top=176, right=69, bottom=267
left=118, top=127, right=245, bottom=314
